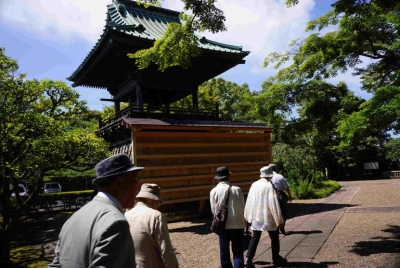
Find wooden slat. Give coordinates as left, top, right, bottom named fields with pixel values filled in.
left=130, top=125, right=270, bottom=132
left=162, top=190, right=251, bottom=205
left=138, top=161, right=268, bottom=171
left=137, top=151, right=267, bottom=159
left=139, top=170, right=259, bottom=182
left=159, top=181, right=256, bottom=193
left=136, top=142, right=268, bottom=148
left=135, top=131, right=269, bottom=138
left=161, top=184, right=213, bottom=193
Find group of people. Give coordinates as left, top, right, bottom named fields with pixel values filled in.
left=48, top=153, right=179, bottom=268
left=47, top=153, right=292, bottom=268
left=210, top=164, right=292, bottom=268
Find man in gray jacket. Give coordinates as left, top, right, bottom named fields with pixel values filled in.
left=48, top=153, right=144, bottom=268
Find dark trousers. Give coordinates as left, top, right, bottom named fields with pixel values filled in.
left=246, top=230, right=280, bottom=260
left=278, top=198, right=288, bottom=223
left=218, top=229, right=244, bottom=268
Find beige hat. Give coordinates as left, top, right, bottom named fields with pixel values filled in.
left=136, top=183, right=163, bottom=202
left=260, top=166, right=273, bottom=178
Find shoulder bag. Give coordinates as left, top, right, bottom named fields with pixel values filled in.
left=270, top=182, right=289, bottom=203
left=210, top=185, right=232, bottom=235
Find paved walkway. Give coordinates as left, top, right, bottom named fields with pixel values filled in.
left=246, top=179, right=400, bottom=267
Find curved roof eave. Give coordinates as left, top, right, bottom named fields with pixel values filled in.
left=68, top=1, right=250, bottom=85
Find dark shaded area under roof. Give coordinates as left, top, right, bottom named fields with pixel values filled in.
left=120, top=118, right=271, bottom=131
left=67, top=0, right=249, bottom=106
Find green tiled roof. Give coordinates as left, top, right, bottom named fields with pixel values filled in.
left=108, top=1, right=245, bottom=52
left=68, top=0, right=248, bottom=82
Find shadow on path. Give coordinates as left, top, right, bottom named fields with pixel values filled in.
left=251, top=260, right=339, bottom=267
left=350, top=225, right=400, bottom=256
left=168, top=217, right=211, bottom=235
left=285, top=230, right=323, bottom=235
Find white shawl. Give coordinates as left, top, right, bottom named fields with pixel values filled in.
left=244, top=178, right=283, bottom=231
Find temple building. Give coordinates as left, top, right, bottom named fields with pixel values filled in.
left=68, top=0, right=272, bottom=216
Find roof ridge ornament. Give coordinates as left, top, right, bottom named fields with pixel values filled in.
left=113, top=0, right=138, bottom=26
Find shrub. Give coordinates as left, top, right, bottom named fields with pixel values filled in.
left=294, top=178, right=315, bottom=199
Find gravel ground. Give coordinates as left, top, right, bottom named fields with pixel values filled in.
left=168, top=217, right=221, bottom=268
left=167, top=200, right=317, bottom=268
left=168, top=180, right=400, bottom=268
left=36, top=179, right=400, bottom=268
left=312, top=179, right=400, bottom=268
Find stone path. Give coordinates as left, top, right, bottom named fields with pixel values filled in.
left=246, top=179, right=400, bottom=267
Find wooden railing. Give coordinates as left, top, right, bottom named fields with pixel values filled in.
left=99, top=105, right=219, bottom=129
left=391, top=170, right=400, bottom=178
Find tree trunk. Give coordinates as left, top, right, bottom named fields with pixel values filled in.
left=0, top=229, right=10, bottom=267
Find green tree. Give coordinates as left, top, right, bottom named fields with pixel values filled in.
left=205, top=78, right=259, bottom=122
left=260, top=0, right=399, bottom=175
left=259, top=78, right=370, bottom=178
left=0, top=48, right=110, bottom=266
left=129, top=0, right=226, bottom=71
left=171, top=78, right=259, bottom=122
left=382, top=137, right=400, bottom=170
left=101, top=103, right=129, bottom=121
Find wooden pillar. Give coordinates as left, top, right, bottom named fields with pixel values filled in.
left=198, top=200, right=206, bottom=213
left=136, top=85, right=143, bottom=112
left=266, top=131, right=272, bottom=164
left=215, top=102, right=219, bottom=120
left=128, top=96, right=133, bottom=118
left=115, top=101, right=120, bottom=113
left=165, top=103, right=170, bottom=114
left=98, top=116, right=102, bottom=129
left=131, top=130, right=137, bottom=165
left=192, top=90, right=199, bottom=115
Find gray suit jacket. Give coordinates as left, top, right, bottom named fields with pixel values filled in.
left=48, top=196, right=135, bottom=268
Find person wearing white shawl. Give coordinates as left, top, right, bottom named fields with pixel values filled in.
left=243, top=166, right=287, bottom=267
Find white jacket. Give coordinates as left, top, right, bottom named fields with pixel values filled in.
left=210, top=181, right=246, bottom=229
left=244, top=178, right=283, bottom=231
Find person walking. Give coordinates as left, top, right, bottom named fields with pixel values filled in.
left=125, top=183, right=179, bottom=268
left=48, top=153, right=144, bottom=268
left=268, top=163, right=293, bottom=235
left=210, top=167, right=246, bottom=268
left=244, top=166, right=287, bottom=267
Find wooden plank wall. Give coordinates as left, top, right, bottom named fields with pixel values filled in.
left=124, top=131, right=272, bottom=208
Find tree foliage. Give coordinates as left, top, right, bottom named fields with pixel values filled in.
left=0, top=48, right=110, bottom=265
left=130, top=0, right=226, bottom=71
left=171, top=78, right=259, bottom=122
left=261, top=0, right=400, bottom=171
left=382, top=137, right=400, bottom=170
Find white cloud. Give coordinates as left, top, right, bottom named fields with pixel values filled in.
left=1, top=0, right=315, bottom=74
left=0, top=0, right=110, bottom=45
left=1, top=0, right=367, bottom=100
left=198, top=0, right=316, bottom=74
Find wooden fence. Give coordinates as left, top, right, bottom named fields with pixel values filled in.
left=112, top=119, right=273, bottom=213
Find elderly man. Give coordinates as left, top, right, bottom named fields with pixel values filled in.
left=244, top=166, right=287, bottom=267
left=210, top=166, right=246, bottom=268
left=48, top=154, right=144, bottom=268
left=125, top=183, right=179, bottom=268
left=268, top=163, right=293, bottom=235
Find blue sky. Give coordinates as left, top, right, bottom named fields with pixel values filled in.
left=0, top=0, right=372, bottom=111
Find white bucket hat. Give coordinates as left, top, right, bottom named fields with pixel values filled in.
left=260, top=166, right=273, bottom=178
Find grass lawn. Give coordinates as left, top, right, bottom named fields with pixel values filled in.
left=9, top=211, right=74, bottom=268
